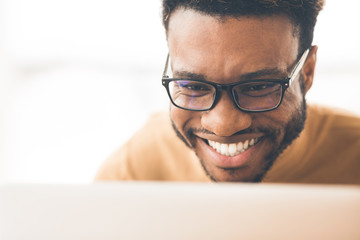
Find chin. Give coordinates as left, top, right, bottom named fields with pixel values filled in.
left=198, top=155, right=273, bottom=182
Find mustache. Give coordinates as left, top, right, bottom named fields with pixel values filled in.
left=188, top=126, right=280, bottom=137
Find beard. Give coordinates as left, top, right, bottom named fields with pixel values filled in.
left=171, top=79, right=307, bottom=182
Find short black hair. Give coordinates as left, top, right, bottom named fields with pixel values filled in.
left=162, top=0, right=325, bottom=54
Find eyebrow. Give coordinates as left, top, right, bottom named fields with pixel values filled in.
left=173, top=68, right=287, bottom=82
left=173, top=71, right=207, bottom=80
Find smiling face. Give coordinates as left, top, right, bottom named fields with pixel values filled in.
left=167, top=9, right=317, bottom=182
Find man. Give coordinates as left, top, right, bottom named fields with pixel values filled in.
left=95, top=0, right=360, bottom=184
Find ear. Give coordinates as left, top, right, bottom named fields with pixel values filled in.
left=302, top=45, right=318, bottom=93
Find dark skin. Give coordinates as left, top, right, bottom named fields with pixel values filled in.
left=167, top=9, right=318, bottom=182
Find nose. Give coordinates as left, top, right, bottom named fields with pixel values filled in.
left=201, top=92, right=252, bottom=137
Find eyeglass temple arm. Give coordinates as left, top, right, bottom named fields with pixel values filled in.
left=288, top=49, right=310, bottom=85
left=162, top=54, right=170, bottom=78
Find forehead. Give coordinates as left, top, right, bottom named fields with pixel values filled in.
left=167, top=9, right=299, bottom=81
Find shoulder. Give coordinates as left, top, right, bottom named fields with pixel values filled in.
left=134, top=111, right=173, bottom=138
left=129, top=111, right=180, bottom=151
left=308, top=104, right=360, bottom=121
left=94, top=111, right=174, bottom=180
left=304, top=104, right=360, bottom=184
left=95, top=111, right=207, bottom=181
left=307, top=104, right=360, bottom=137
left=266, top=104, right=360, bottom=184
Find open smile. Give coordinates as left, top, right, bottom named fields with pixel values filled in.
left=207, top=138, right=262, bottom=157
left=194, top=135, right=265, bottom=170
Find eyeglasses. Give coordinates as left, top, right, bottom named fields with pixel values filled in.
left=162, top=49, right=309, bottom=112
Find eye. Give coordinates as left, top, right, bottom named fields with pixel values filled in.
left=174, top=80, right=213, bottom=97
left=181, top=83, right=211, bottom=91
left=236, top=82, right=281, bottom=97
left=248, top=83, right=275, bottom=91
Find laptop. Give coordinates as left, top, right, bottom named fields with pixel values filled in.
left=1, top=182, right=359, bottom=240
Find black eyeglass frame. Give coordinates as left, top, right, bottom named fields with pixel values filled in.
left=162, top=49, right=310, bottom=113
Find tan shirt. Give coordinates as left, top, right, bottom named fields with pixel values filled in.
left=95, top=104, right=360, bottom=184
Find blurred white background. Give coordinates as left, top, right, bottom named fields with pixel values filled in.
left=0, top=0, right=359, bottom=183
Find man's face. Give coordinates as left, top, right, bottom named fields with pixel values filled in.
left=167, top=9, right=316, bottom=182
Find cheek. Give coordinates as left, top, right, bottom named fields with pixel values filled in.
left=252, top=87, right=304, bottom=128
left=272, top=86, right=304, bottom=122
left=170, top=106, right=191, bottom=133
left=284, top=84, right=304, bottom=107
left=170, top=105, right=203, bottom=133
left=287, top=78, right=306, bottom=102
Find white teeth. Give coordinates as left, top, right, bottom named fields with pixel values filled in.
left=228, top=143, right=237, bottom=157
left=237, top=142, right=243, bottom=152
left=215, top=142, right=221, bottom=153
left=220, top=144, right=228, bottom=156
left=244, top=140, right=249, bottom=150
left=208, top=138, right=259, bottom=157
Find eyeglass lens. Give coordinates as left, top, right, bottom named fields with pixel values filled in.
left=168, top=80, right=216, bottom=110
left=168, top=80, right=283, bottom=111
